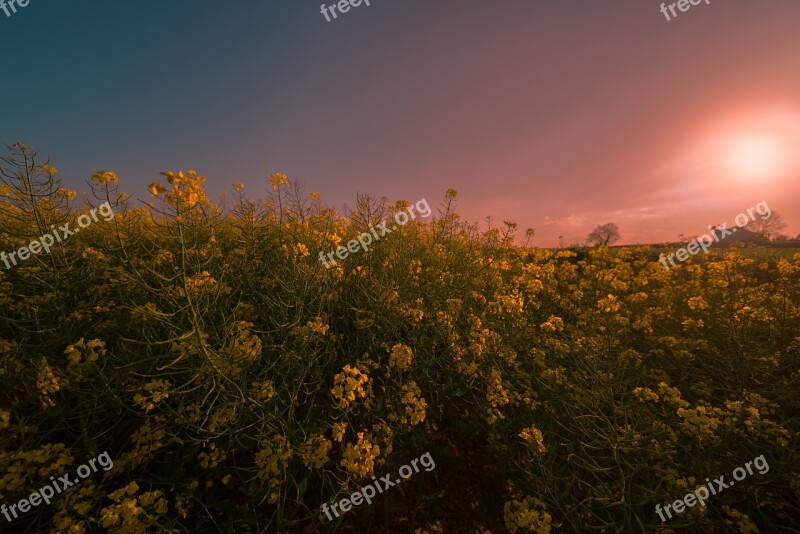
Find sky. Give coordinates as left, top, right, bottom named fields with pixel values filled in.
left=2, top=0, right=799, bottom=246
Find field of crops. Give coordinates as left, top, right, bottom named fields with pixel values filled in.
left=1, top=159, right=799, bottom=532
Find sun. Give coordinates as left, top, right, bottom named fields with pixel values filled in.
left=689, top=108, right=800, bottom=186
left=725, top=134, right=784, bottom=181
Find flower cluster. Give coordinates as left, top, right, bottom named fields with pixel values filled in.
left=298, top=434, right=332, bottom=470
left=389, top=343, right=413, bottom=370
left=64, top=338, right=106, bottom=365
left=518, top=426, right=546, bottom=453
left=148, top=170, right=209, bottom=207
left=99, top=481, right=168, bottom=531
left=133, top=380, right=171, bottom=413
left=400, top=382, right=427, bottom=426
left=504, top=496, right=553, bottom=533
left=340, top=432, right=381, bottom=477
left=255, top=435, right=294, bottom=504
left=331, top=365, right=370, bottom=408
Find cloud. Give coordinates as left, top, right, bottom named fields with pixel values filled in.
left=542, top=215, right=586, bottom=227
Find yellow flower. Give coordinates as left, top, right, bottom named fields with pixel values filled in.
left=298, top=434, right=332, bottom=469
left=91, top=170, right=119, bottom=185
left=487, top=369, right=510, bottom=408
left=657, top=382, right=690, bottom=408
left=56, top=188, right=76, bottom=199
left=254, top=435, right=294, bottom=504
left=151, top=170, right=210, bottom=206
left=687, top=296, right=708, bottom=311
left=118, top=418, right=167, bottom=471
left=597, top=294, right=620, bottom=313
left=186, top=271, right=217, bottom=292
left=293, top=243, right=310, bottom=258
left=133, top=379, right=171, bottom=413
left=539, top=316, right=564, bottom=333
left=389, top=343, right=413, bottom=370
left=519, top=426, right=546, bottom=453
left=677, top=405, right=722, bottom=442
left=504, top=497, right=552, bottom=533
left=486, top=369, right=512, bottom=424
left=65, top=339, right=84, bottom=364
left=331, top=422, right=347, bottom=442
left=415, top=521, right=444, bottom=534
left=198, top=443, right=224, bottom=469
left=306, top=317, right=330, bottom=335
left=232, top=182, right=245, bottom=191
left=268, top=172, right=289, bottom=190
left=36, top=358, right=60, bottom=409
left=251, top=380, right=276, bottom=402
left=331, top=365, right=369, bottom=408
left=723, top=506, right=759, bottom=533
left=340, top=432, right=380, bottom=476
left=164, top=170, right=187, bottom=185
left=148, top=181, right=166, bottom=197
left=99, top=481, right=166, bottom=531
left=401, top=382, right=427, bottom=425
left=632, top=387, right=659, bottom=403
left=64, top=338, right=106, bottom=365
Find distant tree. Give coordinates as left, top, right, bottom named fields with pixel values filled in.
left=587, top=223, right=621, bottom=246
left=749, top=210, right=787, bottom=241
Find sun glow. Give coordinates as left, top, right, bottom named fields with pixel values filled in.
left=690, top=108, right=800, bottom=185
left=725, top=134, right=784, bottom=181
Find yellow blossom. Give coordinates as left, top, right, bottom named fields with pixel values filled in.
left=340, top=432, right=380, bottom=476
left=268, top=172, right=289, bottom=190
left=401, top=382, right=427, bottom=426
left=36, top=358, right=60, bottom=409
left=389, top=343, right=413, bottom=370
left=91, top=170, right=119, bottom=185
left=133, top=379, right=171, bottom=412
left=331, top=422, right=347, bottom=442
left=148, top=181, right=166, bottom=196
left=519, top=426, right=547, bottom=453
left=331, top=365, right=369, bottom=408
left=298, top=434, right=332, bottom=469
left=504, top=497, right=552, bottom=533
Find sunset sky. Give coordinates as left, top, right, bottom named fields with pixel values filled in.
left=3, top=0, right=799, bottom=246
